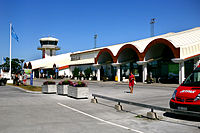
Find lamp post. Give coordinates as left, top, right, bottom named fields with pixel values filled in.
left=94, top=34, right=97, bottom=48
left=150, top=18, right=156, bottom=37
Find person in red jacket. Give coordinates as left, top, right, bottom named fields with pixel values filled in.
left=129, top=71, right=135, bottom=93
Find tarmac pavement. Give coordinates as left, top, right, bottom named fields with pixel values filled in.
left=0, top=79, right=199, bottom=133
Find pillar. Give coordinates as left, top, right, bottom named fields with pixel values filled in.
left=92, top=70, right=96, bottom=77
left=172, top=58, right=185, bottom=84
left=39, top=70, right=41, bottom=78
left=116, top=65, right=120, bottom=82
left=137, top=61, right=148, bottom=83
left=97, top=67, right=100, bottom=81
left=143, top=63, right=147, bottom=83
left=32, top=71, right=35, bottom=79
left=179, top=61, right=185, bottom=84
left=93, top=64, right=101, bottom=81
left=112, top=63, right=121, bottom=82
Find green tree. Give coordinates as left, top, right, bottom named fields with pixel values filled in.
left=84, top=67, right=92, bottom=79
left=0, top=57, right=24, bottom=74
left=72, top=67, right=80, bottom=77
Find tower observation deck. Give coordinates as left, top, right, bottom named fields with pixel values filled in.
left=37, top=37, right=60, bottom=58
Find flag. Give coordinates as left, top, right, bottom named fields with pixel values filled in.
left=3, top=57, right=6, bottom=62
left=11, top=25, right=19, bottom=42
left=1, top=57, right=6, bottom=64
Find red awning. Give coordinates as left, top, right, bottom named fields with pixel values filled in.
left=59, top=65, right=69, bottom=70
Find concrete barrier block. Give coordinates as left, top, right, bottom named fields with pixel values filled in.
left=147, top=112, right=157, bottom=119
left=115, top=104, right=122, bottom=111
left=91, top=98, right=98, bottom=103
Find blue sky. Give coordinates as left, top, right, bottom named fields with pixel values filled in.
left=0, top=0, right=199, bottom=62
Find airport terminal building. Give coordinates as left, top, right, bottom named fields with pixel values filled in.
left=25, top=27, right=200, bottom=84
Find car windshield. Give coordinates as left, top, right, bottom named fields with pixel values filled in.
left=182, top=69, right=200, bottom=87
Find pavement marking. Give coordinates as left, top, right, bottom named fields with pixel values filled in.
left=57, top=102, right=144, bottom=133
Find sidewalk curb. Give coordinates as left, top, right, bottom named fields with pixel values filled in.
left=26, top=78, right=180, bottom=88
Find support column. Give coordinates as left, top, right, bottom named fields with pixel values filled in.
left=97, top=67, right=100, bottom=81
left=137, top=61, right=148, bottom=83
left=116, top=65, right=120, bottom=82
left=143, top=63, right=147, bottom=83
left=112, top=63, right=121, bottom=82
left=39, top=70, right=41, bottom=79
left=33, top=71, right=35, bottom=79
left=172, top=58, right=185, bottom=84
left=92, top=70, right=96, bottom=77
left=93, top=64, right=101, bottom=81
left=179, top=61, right=185, bottom=84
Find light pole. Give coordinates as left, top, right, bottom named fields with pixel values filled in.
left=150, top=18, right=156, bottom=37
left=94, top=34, right=97, bottom=48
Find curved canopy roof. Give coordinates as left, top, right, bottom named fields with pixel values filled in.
left=100, top=27, right=200, bottom=60
left=103, top=27, right=200, bottom=56
left=72, top=27, right=200, bottom=64
left=26, top=53, right=71, bottom=69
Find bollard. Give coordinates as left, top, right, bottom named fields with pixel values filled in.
left=147, top=108, right=157, bottom=119
left=115, top=102, right=122, bottom=111
left=91, top=97, right=98, bottom=103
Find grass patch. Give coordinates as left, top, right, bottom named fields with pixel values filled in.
left=7, top=83, right=42, bottom=92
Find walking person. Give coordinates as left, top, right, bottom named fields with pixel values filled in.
left=15, top=74, right=19, bottom=86
left=129, top=71, right=135, bottom=93
left=23, top=73, right=27, bottom=85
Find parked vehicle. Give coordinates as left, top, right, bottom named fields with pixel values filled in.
left=169, top=65, right=200, bottom=112
left=0, top=77, right=7, bottom=86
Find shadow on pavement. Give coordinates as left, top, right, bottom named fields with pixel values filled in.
left=163, top=112, right=200, bottom=122
left=124, top=91, right=132, bottom=93
left=161, top=112, right=200, bottom=129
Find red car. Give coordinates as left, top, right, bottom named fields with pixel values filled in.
left=170, top=65, right=200, bottom=112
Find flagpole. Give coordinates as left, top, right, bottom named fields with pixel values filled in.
left=9, top=23, right=12, bottom=79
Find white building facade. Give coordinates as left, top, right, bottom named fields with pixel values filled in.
left=26, top=27, right=200, bottom=84
left=68, top=27, right=200, bottom=84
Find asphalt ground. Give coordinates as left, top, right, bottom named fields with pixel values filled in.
left=0, top=80, right=199, bottom=133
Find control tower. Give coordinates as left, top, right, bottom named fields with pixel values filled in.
left=37, top=37, right=60, bottom=58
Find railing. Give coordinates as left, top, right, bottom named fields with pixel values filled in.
left=92, top=94, right=200, bottom=118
